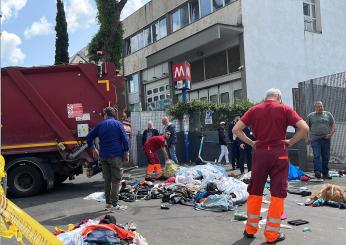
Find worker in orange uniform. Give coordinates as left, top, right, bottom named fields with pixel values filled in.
left=143, top=131, right=171, bottom=179
left=232, top=88, right=309, bottom=244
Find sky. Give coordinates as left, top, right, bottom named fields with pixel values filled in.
left=1, top=0, right=150, bottom=67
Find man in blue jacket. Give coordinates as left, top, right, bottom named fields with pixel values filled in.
left=87, top=107, right=129, bottom=211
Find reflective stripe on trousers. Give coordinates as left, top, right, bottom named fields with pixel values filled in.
left=245, top=195, right=263, bottom=234
left=264, top=196, right=284, bottom=243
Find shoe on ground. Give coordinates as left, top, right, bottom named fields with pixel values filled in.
left=266, top=233, right=285, bottom=244
left=323, top=174, right=332, bottom=180
left=243, top=230, right=255, bottom=239
left=106, top=204, right=128, bottom=212
left=314, top=171, right=322, bottom=179
left=105, top=204, right=112, bottom=210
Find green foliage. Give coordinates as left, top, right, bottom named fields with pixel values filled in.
left=55, top=0, right=69, bottom=65
left=169, top=100, right=254, bottom=127
left=88, top=0, right=124, bottom=68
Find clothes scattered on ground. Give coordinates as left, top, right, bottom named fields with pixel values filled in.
left=288, top=163, right=305, bottom=181
left=304, top=184, right=346, bottom=209
left=163, top=160, right=179, bottom=178
left=56, top=215, right=148, bottom=245
left=84, top=192, right=105, bottom=202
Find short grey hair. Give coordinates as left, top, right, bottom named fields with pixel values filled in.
left=265, top=88, right=282, bottom=100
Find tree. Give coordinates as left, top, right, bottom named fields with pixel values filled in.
left=55, top=0, right=69, bottom=65
left=88, top=0, right=128, bottom=68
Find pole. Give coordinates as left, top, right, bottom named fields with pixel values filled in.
left=182, top=89, right=189, bottom=163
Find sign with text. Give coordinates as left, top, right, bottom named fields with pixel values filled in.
left=172, top=61, right=191, bottom=90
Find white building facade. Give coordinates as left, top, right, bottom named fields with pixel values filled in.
left=122, top=0, right=346, bottom=110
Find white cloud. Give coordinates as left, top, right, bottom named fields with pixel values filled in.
left=1, top=31, right=26, bottom=65
left=121, top=0, right=150, bottom=20
left=66, top=0, right=97, bottom=32
left=1, top=0, right=27, bottom=22
left=24, top=17, right=53, bottom=39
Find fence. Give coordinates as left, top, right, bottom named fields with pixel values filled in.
left=293, top=71, right=346, bottom=164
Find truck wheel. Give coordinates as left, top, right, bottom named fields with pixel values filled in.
left=54, top=174, right=68, bottom=185
left=8, top=164, right=43, bottom=197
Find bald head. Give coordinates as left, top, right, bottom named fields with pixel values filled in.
left=147, top=121, right=153, bottom=129
left=162, top=116, right=169, bottom=125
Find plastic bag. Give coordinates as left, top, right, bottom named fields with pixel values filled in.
left=288, top=162, right=304, bottom=180
left=163, top=161, right=179, bottom=178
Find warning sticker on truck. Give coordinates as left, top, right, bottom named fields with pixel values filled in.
left=76, top=113, right=91, bottom=121
left=67, top=103, right=83, bottom=118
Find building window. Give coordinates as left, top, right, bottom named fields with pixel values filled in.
left=220, top=92, right=230, bottom=104
left=171, top=5, right=189, bottom=32
left=210, top=94, right=218, bottom=103
left=200, top=0, right=212, bottom=17
left=228, top=46, right=241, bottom=73
left=303, top=0, right=318, bottom=32
left=234, top=89, right=242, bottom=102
left=191, top=59, right=205, bottom=83
left=128, top=73, right=139, bottom=94
left=166, top=93, right=170, bottom=99
left=153, top=88, right=158, bottom=93
left=147, top=90, right=152, bottom=95
left=160, top=94, right=165, bottom=100
left=159, top=86, right=165, bottom=92
left=130, top=35, right=138, bottom=53
left=205, top=51, right=227, bottom=79
left=166, top=85, right=170, bottom=90
left=148, top=98, right=153, bottom=103
left=213, top=0, right=224, bottom=11
left=189, top=0, right=200, bottom=22
left=152, top=17, right=168, bottom=42
left=154, top=96, right=159, bottom=101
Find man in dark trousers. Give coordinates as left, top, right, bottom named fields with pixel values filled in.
left=238, top=126, right=255, bottom=174
left=142, top=120, right=159, bottom=146
left=233, top=88, right=309, bottom=244
left=228, top=116, right=240, bottom=169
left=162, top=116, right=178, bottom=163
left=306, top=101, right=336, bottom=179
left=87, top=107, right=129, bottom=212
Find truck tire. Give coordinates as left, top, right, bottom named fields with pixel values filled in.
left=8, top=163, right=43, bottom=197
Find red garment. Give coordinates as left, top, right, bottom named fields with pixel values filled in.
left=81, top=224, right=135, bottom=240
left=241, top=100, right=301, bottom=147
left=144, top=150, right=160, bottom=164
left=144, top=136, right=166, bottom=152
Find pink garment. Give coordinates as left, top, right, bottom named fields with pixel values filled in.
left=165, top=177, right=176, bottom=184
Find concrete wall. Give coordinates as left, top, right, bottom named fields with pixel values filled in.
left=123, top=1, right=242, bottom=76
left=242, top=0, right=346, bottom=106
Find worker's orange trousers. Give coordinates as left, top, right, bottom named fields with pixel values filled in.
left=145, top=163, right=162, bottom=178
left=245, top=145, right=288, bottom=242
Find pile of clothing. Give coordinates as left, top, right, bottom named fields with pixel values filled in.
left=55, top=215, right=148, bottom=245
left=159, top=163, right=249, bottom=211
left=305, top=184, right=346, bottom=209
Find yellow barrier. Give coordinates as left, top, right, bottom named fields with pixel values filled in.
left=0, top=155, right=63, bottom=244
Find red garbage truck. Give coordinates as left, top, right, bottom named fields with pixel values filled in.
left=1, top=62, right=130, bottom=197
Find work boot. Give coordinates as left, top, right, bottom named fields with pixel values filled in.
left=243, top=230, right=255, bottom=239
left=323, top=174, right=332, bottom=180
left=266, top=233, right=285, bottom=244
left=314, top=171, right=322, bottom=179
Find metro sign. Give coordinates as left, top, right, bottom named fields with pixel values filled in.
left=172, top=61, right=191, bottom=90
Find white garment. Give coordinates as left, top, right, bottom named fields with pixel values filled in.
left=218, top=145, right=229, bottom=163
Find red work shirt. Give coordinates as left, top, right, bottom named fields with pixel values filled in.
left=144, top=136, right=166, bottom=152
left=241, top=100, right=301, bottom=147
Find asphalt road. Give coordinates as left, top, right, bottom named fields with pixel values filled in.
left=3, top=168, right=346, bottom=245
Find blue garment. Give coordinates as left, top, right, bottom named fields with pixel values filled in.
left=168, top=145, right=178, bottom=163
left=288, top=162, right=305, bottom=180
left=87, top=117, right=129, bottom=159
left=311, top=138, right=331, bottom=175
